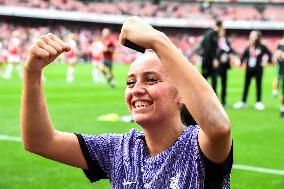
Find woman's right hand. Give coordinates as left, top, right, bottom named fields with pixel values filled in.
left=25, top=33, right=70, bottom=73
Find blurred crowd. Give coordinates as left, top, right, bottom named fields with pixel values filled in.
left=0, top=21, right=280, bottom=70
left=0, top=18, right=283, bottom=116
left=0, top=20, right=204, bottom=67
left=0, top=0, right=284, bottom=21
left=0, top=21, right=138, bottom=66
left=0, top=20, right=281, bottom=67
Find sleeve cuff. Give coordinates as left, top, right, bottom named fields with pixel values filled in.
left=75, top=133, right=108, bottom=183
left=199, top=141, right=233, bottom=177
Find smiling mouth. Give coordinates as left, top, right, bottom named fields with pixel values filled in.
left=133, top=100, right=153, bottom=109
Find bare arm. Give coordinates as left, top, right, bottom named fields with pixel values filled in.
left=20, top=33, right=87, bottom=169
left=120, top=17, right=232, bottom=163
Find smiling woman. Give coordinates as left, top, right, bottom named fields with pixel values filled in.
left=20, top=17, right=233, bottom=189
left=125, top=51, right=197, bottom=127
left=125, top=51, right=182, bottom=127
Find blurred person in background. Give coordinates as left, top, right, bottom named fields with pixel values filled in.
left=0, top=37, right=8, bottom=78
left=3, top=30, right=23, bottom=80
left=233, top=30, right=272, bottom=110
left=272, top=35, right=284, bottom=97
left=198, top=20, right=223, bottom=92
left=65, top=33, right=78, bottom=83
left=102, top=28, right=116, bottom=88
left=21, top=17, right=232, bottom=188
left=91, top=36, right=105, bottom=84
left=216, top=28, right=236, bottom=106
left=272, top=34, right=284, bottom=117
left=79, top=28, right=93, bottom=64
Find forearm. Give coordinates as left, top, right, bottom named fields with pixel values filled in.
left=20, top=68, right=55, bottom=152
left=153, top=32, right=231, bottom=138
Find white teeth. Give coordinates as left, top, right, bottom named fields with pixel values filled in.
left=134, top=101, right=151, bottom=108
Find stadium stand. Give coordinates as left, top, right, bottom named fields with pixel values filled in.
left=263, top=6, right=284, bottom=21
left=0, top=0, right=283, bottom=65
left=0, top=0, right=284, bottom=22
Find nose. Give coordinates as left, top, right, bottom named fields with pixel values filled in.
left=132, top=82, right=146, bottom=96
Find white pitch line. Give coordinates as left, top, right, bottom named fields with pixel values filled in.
left=233, top=164, right=284, bottom=176
left=1, top=135, right=284, bottom=176
left=0, top=135, right=22, bottom=142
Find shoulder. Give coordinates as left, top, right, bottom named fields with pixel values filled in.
left=183, top=125, right=200, bottom=138
left=177, top=125, right=201, bottom=149
left=87, top=127, right=139, bottom=137
left=120, top=128, right=144, bottom=146
left=207, top=28, right=215, bottom=34
left=243, top=47, right=250, bottom=53
left=260, top=43, right=269, bottom=50
left=81, top=128, right=141, bottom=146
left=203, top=29, right=214, bottom=38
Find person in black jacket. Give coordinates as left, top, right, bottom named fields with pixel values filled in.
left=199, top=20, right=223, bottom=92
left=234, top=30, right=272, bottom=110
left=216, top=28, right=235, bottom=106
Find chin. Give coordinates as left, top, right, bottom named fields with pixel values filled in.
left=133, top=114, right=153, bottom=126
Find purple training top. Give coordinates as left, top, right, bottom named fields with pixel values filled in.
left=77, top=125, right=233, bottom=189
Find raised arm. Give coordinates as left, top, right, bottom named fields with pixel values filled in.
left=120, top=17, right=232, bottom=163
left=20, top=33, right=87, bottom=169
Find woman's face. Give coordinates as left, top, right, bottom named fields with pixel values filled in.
left=102, top=28, right=110, bottom=39
left=125, top=54, right=181, bottom=126
left=249, top=31, right=259, bottom=45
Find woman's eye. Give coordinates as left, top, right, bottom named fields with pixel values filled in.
left=126, top=80, right=136, bottom=87
left=146, top=77, right=159, bottom=84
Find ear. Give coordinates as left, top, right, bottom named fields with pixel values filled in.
left=177, top=96, right=183, bottom=110
left=177, top=95, right=183, bottom=104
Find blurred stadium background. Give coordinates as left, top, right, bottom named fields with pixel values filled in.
left=0, top=0, right=284, bottom=188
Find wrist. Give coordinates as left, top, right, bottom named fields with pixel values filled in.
left=24, top=64, right=42, bottom=75
left=23, top=65, right=43, bottom=83
left=152, top=31, right=178, bottom=59
left=151, top=31, right=169, bottom=53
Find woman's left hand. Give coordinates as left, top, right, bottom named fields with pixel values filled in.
left=119, top=16, right=161, bottom=50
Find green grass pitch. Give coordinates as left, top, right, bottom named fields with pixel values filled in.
left=0, top=63, right=283, bottom=188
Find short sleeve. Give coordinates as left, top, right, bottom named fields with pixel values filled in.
left=199, top=142, right=233, bottom=189
left=75, top=133, right=123, bottom=183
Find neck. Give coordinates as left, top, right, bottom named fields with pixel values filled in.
left=142, top=120, right=186, bottom=156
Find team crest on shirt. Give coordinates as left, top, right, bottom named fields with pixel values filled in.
left=170, top=173, right=180, bottom=189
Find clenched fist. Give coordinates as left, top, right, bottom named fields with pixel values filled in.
left=25, top=33, right=70, bottom=73
left=119, top=16, right=162, bottom=51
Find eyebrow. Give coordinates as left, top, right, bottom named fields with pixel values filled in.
left=127, top=71, right=159, bottom=78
